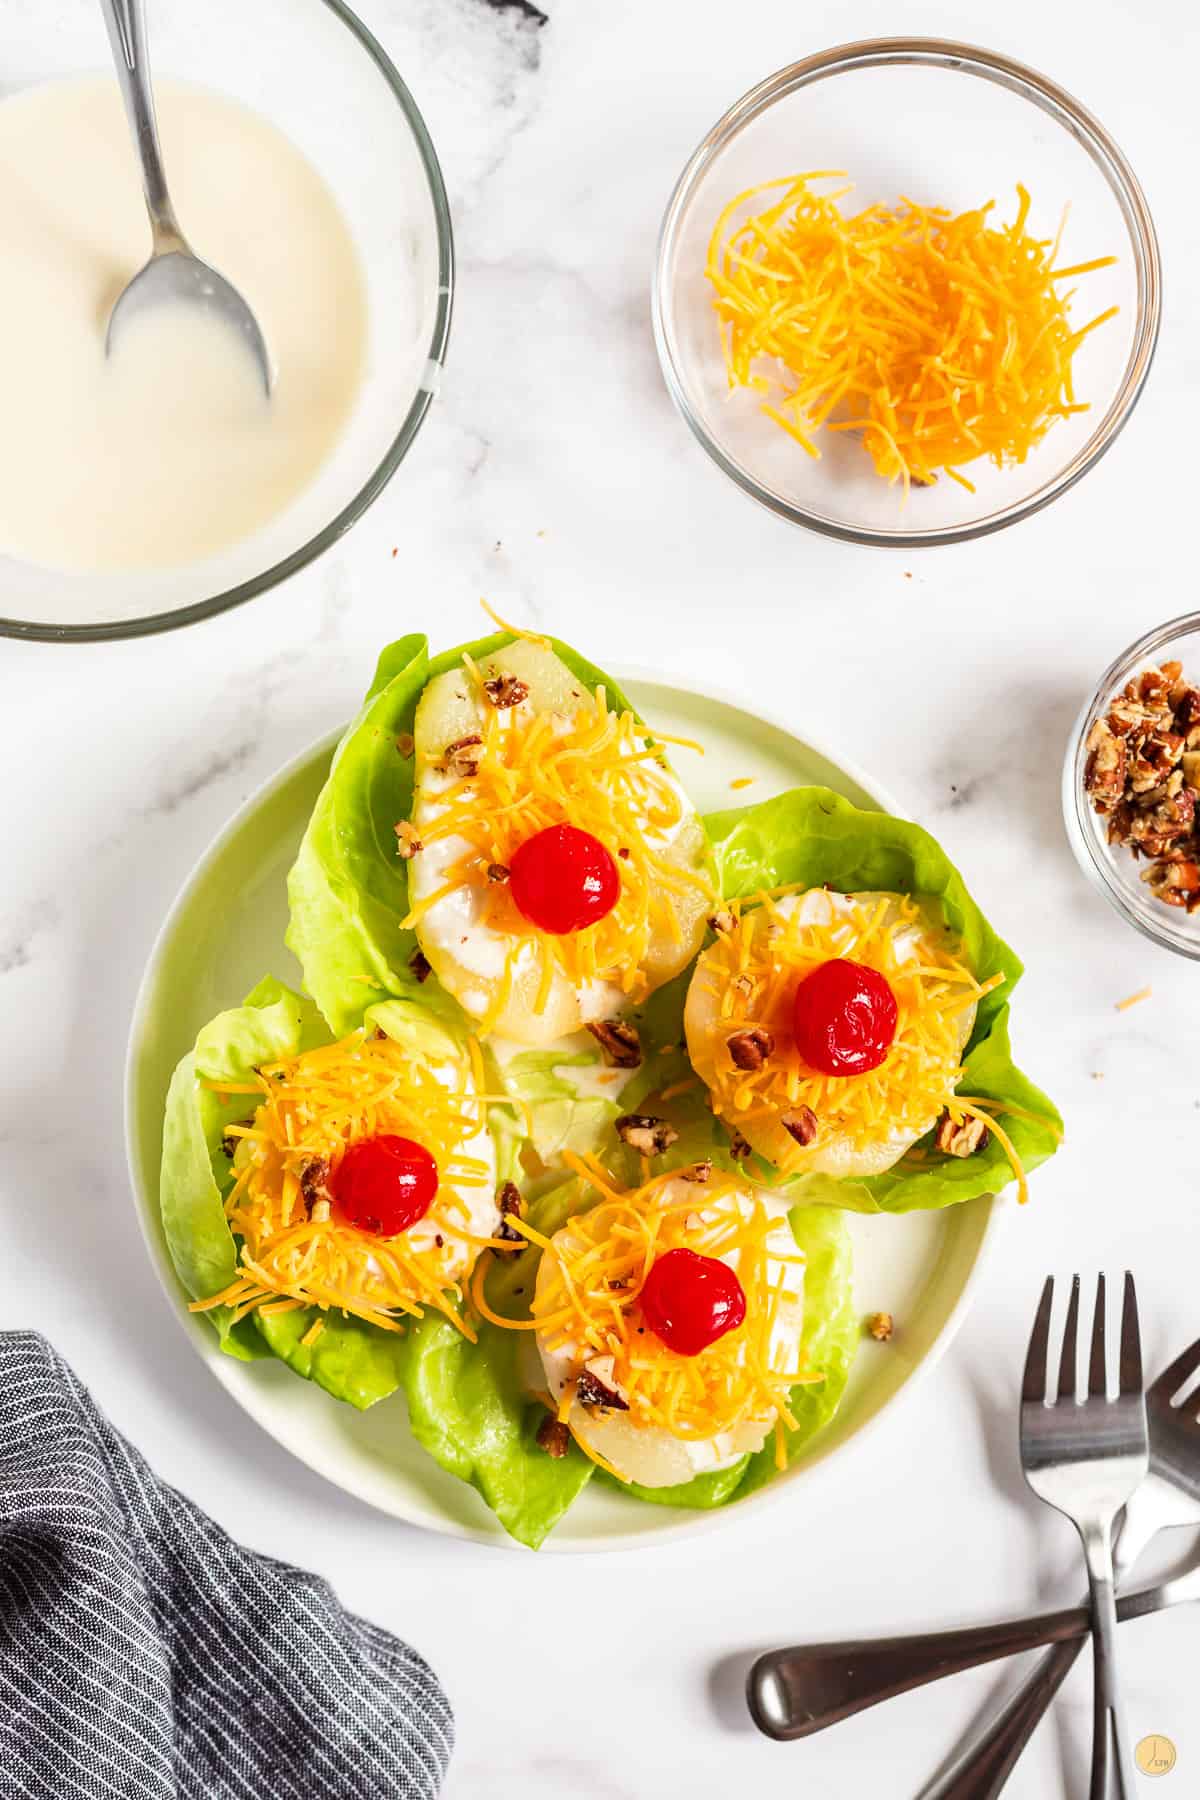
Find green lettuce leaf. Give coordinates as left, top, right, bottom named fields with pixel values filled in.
left=159, top=975, right=328, bottom=1361
left=700, top=787, right=1062, bottom=1212
left=285, top=630, right=645, bottom=1037
left=604, top=1204, right=857, bottom=1509
left=159, top=979, right=501, bottom=1412
left=402, top=1177, right=593, bottom=1549
left=496, top=1046, right=627, bottom=1163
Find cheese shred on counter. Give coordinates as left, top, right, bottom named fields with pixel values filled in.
left=707, top=173, right=1117, bottom=490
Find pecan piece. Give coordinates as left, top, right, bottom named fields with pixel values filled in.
left=220, top=1120, right=252, bottom=1160
left=680, top=1160, right=712, bottom=1184
left=866, top=1311, right=895, bottom=1342
left=1182, top=750, right=1200, bottom=790
left=575, top=1367, right=629, bottom=1413
left=1083, top=719, right=1127, bottom=806
left=394, top=820, right=424, bottom=859
left=442, top=734, right=483, bottom=779
left=586, top=1018, right=642, bottom=1068
left=300, top=1156, right=331, bottom=1215
left=706, top=908, right=735, bottom=936
left=536, top=1416, right=571, bottom=1459
left=615, top=1114, right=679, bottom=1156
left=396, top=732, right=415, bottom=758
left=494, top=1181, right=524, bottom=1252
left=482, top=673, right=529, bottom=709
left=781, top=1106, right=818, bottom=1147
left=727, top=1026, right=774, bottom=1071
left=727, top=1128, right=753, bottom=1162
left=934, top=1111, right=990, bottom=1157
left=486, top=861, right=511, bottom=884
left=409, top=949, right=432, bottom=984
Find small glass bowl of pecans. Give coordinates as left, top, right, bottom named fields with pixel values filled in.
left=1065, top=612, right=1200, bottom=956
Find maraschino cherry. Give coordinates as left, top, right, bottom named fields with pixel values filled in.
left=792, top=958, right=898, bottom=1076
left=640, top=1247, right=747, bottom=1356
left=508, top=823, right=619, bottom=934
left=331, top=1135, right=438, bottom=1236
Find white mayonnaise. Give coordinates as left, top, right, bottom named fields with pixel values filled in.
left=0, top=77, right=366, bottom=571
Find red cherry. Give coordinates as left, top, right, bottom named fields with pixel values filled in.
left=792, top=958, right=898, bottom=1076
left=508, top=823, right=620, bottom=935
left=639, top=1247, right=747, bottom=1356
left=330, top=1135, right=438, bottom=1236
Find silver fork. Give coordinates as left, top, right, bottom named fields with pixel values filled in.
left=745, top=1336, right=1200, bottom=1773
left=1021, top=1272, right=1148, bottom=1800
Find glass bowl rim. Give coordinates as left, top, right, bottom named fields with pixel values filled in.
left=652, top=35, right=1162, bottom=550
left=0, top=0, right=455, bottom=645
left=1062, top=610, right=1200, bottom=961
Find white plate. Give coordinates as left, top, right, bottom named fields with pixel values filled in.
left=125, top=673, right=997, bottom=1551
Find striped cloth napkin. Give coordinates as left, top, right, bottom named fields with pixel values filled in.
left=0, top=1333, right=453, bottom=1799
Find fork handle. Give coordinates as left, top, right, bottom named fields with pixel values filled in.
left=918, top=1639, right=1080, bottom=1798
left=1080, top=1523, right=1135, bottom=1800
left=747, top=1601, right=1094, bottom=1739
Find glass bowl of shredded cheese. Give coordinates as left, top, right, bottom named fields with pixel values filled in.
left=653, top=38, right=1160, bottom=547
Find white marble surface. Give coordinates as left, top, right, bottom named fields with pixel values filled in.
left=2, top=0, right=1199, bottom=1794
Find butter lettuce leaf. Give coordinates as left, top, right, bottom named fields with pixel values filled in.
left=699, top=787, right=1062, bottom=1213
left=286, top=630, right=646, bottom=1037
left=159, top=976, right=328, bottom=1361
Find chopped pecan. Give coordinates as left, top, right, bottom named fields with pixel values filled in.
left=442, top=734, right=484, bottom=779
left=1183, top=750, right=1200, bottom=789
left=300, top=1156, right=331, bottom=1214
left=934, top=1111, right=990, bottom=1157
left=781, top=1106, right=818, bottom=1147
left=575, top=1366, right=629, bottom=1413
left=615, top=1114, right=679, bottom=1156
left=486, top=861, right=511, bottom=884
left=727, top=1026, right=774, bottom=1071
left=586, top=1018, right=642, bottom=1068
left=396, top=732, right=415, bottom=758
left=409, top=949, right=432, bottom=984
left=1083, top=719, right=1127, bottom=807
left=680, top=1160, right=712, bottom=1183
left=494, top=1180, right=525, bottom=1251
left=1144, top=854, right=1200, bottom=910
left=727, top=1128, right=753, bottom=1161
left=866, top=1311, right=895, bottom=1342
left=220, top=1122, right=251, bottom=1160
left=482, top=672, right=529, bottom=709
left=706, top=908, right=735, bottom=936
left=394, top=820, right=424, bottom=859
left=536, top=1415, right=571, bottom=1459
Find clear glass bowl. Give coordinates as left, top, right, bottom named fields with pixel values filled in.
left=0, top=0, right=452, bottom=642
left=653, top=38, right=1160, bottom=548
left=1063, top=613, right=1200, bottom=959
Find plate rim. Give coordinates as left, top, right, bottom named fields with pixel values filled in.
left=124, top=666, right=999, bottom=1553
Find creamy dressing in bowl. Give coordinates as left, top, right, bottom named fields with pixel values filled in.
left=0, top=76, right=367, bottom=571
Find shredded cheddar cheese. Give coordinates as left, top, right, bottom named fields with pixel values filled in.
left=404, top=678, right=715, bottom=1019
left=707, top=173, right=1117, bottom=491
left=695, top=889, right=1007, bottom=1171
left=479, top=1157, right=818, bottom=1445
left=192, top=1026, right=512, bottom=1338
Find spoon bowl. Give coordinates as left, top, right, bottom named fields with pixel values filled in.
left=100, top=0, right=272, bottom=393
left=107, top=245, right=272, bottom=391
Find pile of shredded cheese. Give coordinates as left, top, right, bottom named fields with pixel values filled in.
left=403, top=666, right=715, bottom=1029
left=475, top=1157, right=818, bottom=1462
left=696, top=888, right=1017, bottom=1171
left=707, top=173, right=1117, bottom=491
left=192, top=1027, right=510, bottom=1340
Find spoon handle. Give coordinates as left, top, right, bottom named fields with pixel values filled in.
left=98, top=0, right=185, bottom=249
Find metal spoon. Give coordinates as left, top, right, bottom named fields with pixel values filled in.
left=98, top=0, right=271, bottom=392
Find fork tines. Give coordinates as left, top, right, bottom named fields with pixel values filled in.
left=1022, top=1272, right=1143, bottom=1409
